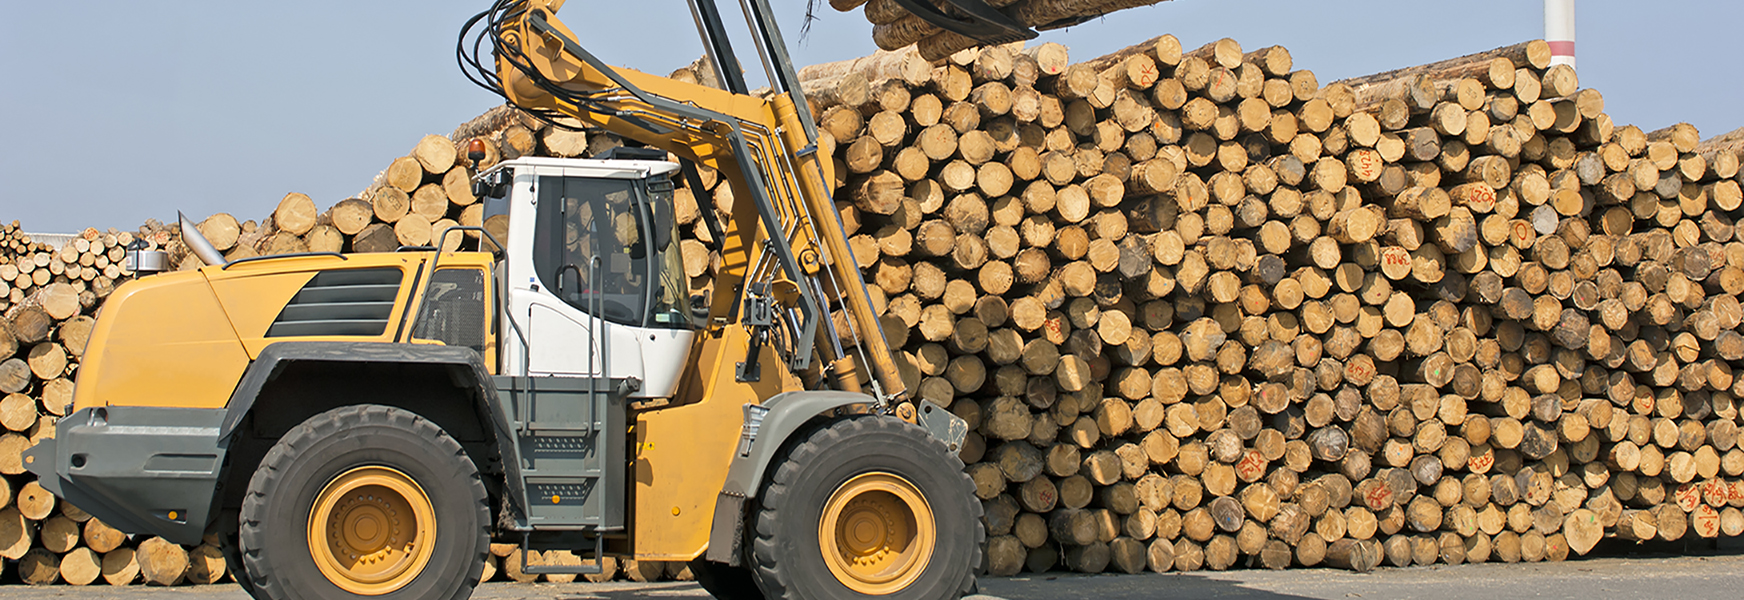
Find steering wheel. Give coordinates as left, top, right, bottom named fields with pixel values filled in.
left=600, top=299, right=637, bottom=322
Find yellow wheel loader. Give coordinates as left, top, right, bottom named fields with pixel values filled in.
left=24, top=1, right=1031, bottom=597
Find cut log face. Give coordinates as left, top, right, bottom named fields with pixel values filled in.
left=98, top=546, right=140, bottom=585
left=136, top=537, right=188, bottom=586
left=413, top=134, right=458, bottom=174
left=274, top=193, right=319, bottom=236
left=184, top=544, right=226, bottom=585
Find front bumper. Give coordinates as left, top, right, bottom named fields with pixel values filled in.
left=24, top=407, right=228, bottom=546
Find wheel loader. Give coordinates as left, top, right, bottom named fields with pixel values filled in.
left=22, top=0, right=1052, bottom=597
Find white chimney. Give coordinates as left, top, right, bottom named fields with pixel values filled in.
left=1545, top=0, right=1576, bottom=69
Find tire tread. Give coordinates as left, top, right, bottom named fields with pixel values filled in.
left=748, top=416, right=983, bottom=599
left=238, top=404, right=489, bottom=600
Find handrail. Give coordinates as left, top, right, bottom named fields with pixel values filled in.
left=220, top=252, right=347, bottom=270
left=434, top=226, right=507, bottom=258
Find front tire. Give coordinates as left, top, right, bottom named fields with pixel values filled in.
left=689, top=558, right=765, bottom=600
left=239, top=405, right=489, bottom=600
left=749, top=416, right=983, bottom=599
left=221, top=531, right=261, bottom=598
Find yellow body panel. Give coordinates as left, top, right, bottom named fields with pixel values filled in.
left=206, top=270, right=320, bottom=355
left=203, top=254, right=422, bottom=355
left=633, top=326, right=803, bottom=560
left=74, top=251, right=500, bottom=412
left=73, top=270, right=251, bottom=411
left=403, top=254, right=500, bottom=370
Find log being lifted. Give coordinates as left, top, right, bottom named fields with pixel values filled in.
left=798, top=47, right=935, bottom=91
left=924, top=1, right=1177, bottom=60
left=848, top=0, right=1177, bottom=59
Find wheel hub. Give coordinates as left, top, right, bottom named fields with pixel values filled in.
left=308, top=466, right=437, bottom=595
left=818, top=472, right=936, bottom=594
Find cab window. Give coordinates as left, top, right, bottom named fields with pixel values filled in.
left=533, top=176, right=647, bottom=327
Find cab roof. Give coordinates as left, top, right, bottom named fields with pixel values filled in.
left=480, top=156, right=681, bottom=180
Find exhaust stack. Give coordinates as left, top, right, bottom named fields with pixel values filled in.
left=178, top=211, right=228, bottom=267
left=1545, top=0, right=1575, bottom=69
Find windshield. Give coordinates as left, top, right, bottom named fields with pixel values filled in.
left=646, top=177, right=690, bottom=328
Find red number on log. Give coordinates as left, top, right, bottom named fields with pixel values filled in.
left=1365, top=486, right=1392, bottom=509
left=1469, top=452, right=1495, bottom=472
left=1237, top=450, right=1266, bottom=480
left=1355, top=151, right=1380, bottom=179
left=1346, top=361, right=1372, bottom=381
left=1675, top=483, right=1701, bottom=511
left=1694, top=505, right=1720, bottom=535
left=1471, top=187, right=1496, bottom=209
left=1703, top=480, right=1727, bottom=505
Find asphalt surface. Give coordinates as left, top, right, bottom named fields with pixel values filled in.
left=1, top=552, right=1741, bottom=599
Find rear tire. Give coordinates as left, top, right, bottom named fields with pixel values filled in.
left=748, top=416, right=982, bottom=599
left=239, top=404, right=489, bottom=600
left=689, top=558, right=765, bottom=600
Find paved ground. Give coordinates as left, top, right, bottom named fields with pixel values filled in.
left=2, top=552, right=1741, bottom=599
left=980, top=553, right=1744, bottom=599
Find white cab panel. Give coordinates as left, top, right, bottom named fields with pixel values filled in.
left=490, top=157, right=692, bottom=399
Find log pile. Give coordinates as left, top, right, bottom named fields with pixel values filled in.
left=4, top=30, right=1744, bottom=587
left=0, top=223, right=153, bottom=316
left=185, top=133, right=483, bottom=266
left=770, top=35, right=1744, bottom=575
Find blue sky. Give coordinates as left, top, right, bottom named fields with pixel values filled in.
left=3, top=0, right=1739, bottom=233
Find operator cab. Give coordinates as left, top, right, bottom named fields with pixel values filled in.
left=475, top=153, right=693, bottom=399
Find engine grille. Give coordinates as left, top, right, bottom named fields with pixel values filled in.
left=267, top=268, right=402, bottom=337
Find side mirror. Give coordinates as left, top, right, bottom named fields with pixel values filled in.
left=690, top=294, right=710, bottom=326
left=651, top=198, right=674, bottom=251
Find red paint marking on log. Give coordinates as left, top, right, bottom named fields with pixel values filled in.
left=1469, top=451, right=1495, bottom=473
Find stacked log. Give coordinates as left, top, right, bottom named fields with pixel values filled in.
left=770, top=35, right=1744, bottom=576
left=4, top=31, right=1744, bottom=587
left=0, top=224, right=144, bottom=315
left=1700, top=128, right=1744, bottom=181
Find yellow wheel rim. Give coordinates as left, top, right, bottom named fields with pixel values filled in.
left=307, top=466, right=437, bottom=595
left=818, top=472, right=935, bottom=595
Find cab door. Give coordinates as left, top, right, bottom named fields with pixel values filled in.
left=503, top=171, right=694, bottom=398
